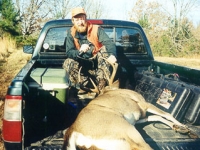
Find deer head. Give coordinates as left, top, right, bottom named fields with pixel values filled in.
left=78, top=57, right=119, bottom=95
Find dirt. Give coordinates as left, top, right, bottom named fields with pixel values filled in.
left=0, top=51, right=200, bottom=149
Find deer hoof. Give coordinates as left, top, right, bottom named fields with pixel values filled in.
left=173, top=124, right=189, bottom=134
left=188, top=131, right=199, bottom=139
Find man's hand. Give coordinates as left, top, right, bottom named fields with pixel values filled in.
left=106, top=55, right=117, bottom=64
left=79, top=44, right=90, bottom=53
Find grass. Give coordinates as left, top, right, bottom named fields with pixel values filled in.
left=0, top=36, right=16, bottom=62
left=154, top=56, right=200, bottom=70
left=0, top=49, right=31, bottom=100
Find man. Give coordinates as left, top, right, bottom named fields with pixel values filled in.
left=63, top=7, right=117, bottom=96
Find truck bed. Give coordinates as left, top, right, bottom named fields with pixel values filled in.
left=24, top=122, right=200, bottom=150
left=24, top=67, right=200, bottom=150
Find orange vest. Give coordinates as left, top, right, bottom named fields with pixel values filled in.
left=71, top=21, right=103, bottom=55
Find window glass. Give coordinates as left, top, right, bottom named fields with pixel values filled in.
left=42, top=27, right=69, bottom=52
left=41, top=26, right=146, bottom=54
left=104, top=27, right=147, bottom=54
left=104, top=28, right=115, bottom=40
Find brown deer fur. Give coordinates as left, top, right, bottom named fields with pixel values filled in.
left=63, top=60, right=189, bottom=150
left=63, top=81, right=188, bottom=150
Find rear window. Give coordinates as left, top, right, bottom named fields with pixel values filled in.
left=104, top=27, right=147, bottom=54
left=41, top=27, right=69, bottom=52
left=41, top=26, right=147, bottom=54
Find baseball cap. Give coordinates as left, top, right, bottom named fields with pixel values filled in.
left=71, top=7, right=86, bottom=18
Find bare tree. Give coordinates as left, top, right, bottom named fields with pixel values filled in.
left=11, top=0, right=110, bottom=39
left=161, top=0, right=199, bottom=36
left=129, top=0, right=169, bottom=31
left=129, top=0, right=200, bottom=57
left=18, top=0, right=51, bottom=36
left=167, top=0, right=199, bottom=23
left=80, top=0, right=108, bottom=19
left=162, top=0, right=199, bottom=54
left=48, top=0, right=77, bottom=19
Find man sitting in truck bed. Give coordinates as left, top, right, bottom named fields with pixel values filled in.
left=63, top=7, right=117, bottom=96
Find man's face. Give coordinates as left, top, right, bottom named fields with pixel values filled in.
left=73, top=14, right=87, bottom=33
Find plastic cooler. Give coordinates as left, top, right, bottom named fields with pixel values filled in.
left=25, top=68, right=70, bottom=141
left=29, top=68, right=70, bottom=104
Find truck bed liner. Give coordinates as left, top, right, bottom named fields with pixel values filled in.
left=137, top=123, right=200, bottom=150
left=24, top=123, right=200, bottom=150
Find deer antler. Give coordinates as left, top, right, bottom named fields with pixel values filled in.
left=101, top=57, right=118, bottom=86
left=78, top=67, right=99, bottom=94
left=78, top=57, right=118, bottom=94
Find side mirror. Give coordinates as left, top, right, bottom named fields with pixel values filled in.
left=23, top=45, right=34, bottom=54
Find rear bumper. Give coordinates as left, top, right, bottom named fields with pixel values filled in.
left=3, top=141, right=22, bottom=150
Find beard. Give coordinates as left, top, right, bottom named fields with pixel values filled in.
left=74, top=22, right=88, bottom=33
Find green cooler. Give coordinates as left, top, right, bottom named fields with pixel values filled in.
left=27, top=68, right=71, bottom=138
left=29, top=68, right=70, bottom=104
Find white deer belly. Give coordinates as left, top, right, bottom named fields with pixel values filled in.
left=68, top=131, right=131, bottom=150
left=123, top=111, right=141, bottom=125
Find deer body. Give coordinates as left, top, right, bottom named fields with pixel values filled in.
left=63, top=60, right=189, bottom=150
left=63, top=88, right=187, bottom=150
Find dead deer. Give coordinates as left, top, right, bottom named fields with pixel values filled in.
left=63, top=58, right=192, bottom=150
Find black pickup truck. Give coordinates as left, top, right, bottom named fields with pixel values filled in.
left=2, top=19, right=200, bottom=150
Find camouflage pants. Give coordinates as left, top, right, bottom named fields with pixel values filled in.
left=63, top=46, right=111, bottom=90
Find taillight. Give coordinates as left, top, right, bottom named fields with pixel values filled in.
left=3, top=95, right=22, bottom=142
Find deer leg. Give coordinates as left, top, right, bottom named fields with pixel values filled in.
left=136, top=115, right=190, bottom=134
left=126, top=125, right=153, bottom=150
left=146, top=103, right=184, bottom=126
left=136, top=115, right=174, bottom=128
left=145, top=103, right=190, bottom=133
left=147, top=115, right=175, bottom=128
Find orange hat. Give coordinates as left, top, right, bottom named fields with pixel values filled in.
left=71, top=7, right=86, bottom=18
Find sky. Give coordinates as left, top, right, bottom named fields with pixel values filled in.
left=106, top=0, right=134, bottom=20
left=105, top=0, right=200, bottom=26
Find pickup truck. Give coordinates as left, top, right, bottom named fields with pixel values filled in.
left=2, top=19, right=200, bottom=150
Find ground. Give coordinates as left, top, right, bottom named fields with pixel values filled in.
left=0, top=50, right=200, bottom=149
left=0, top=49, right=31, bottom=150
left=154, top=56, right=200, bottom=70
